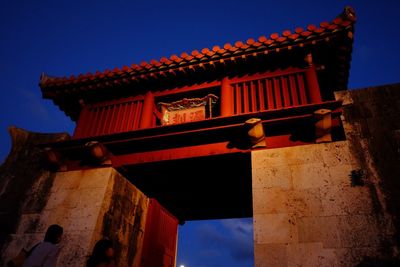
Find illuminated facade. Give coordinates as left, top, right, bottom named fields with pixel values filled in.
left=2, top=6, right=399, bottom=267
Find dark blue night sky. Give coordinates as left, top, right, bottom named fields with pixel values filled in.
left=1, top=1, right=399, bottom=266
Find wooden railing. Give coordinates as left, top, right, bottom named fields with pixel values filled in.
left=73, top=68, right=320, bottom=138
left=230, top=70, right=310, bottom=115
left=73, top=97, right=144, bottom=138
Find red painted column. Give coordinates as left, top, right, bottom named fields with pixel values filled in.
left=73, top=107, right=89, bottom=138
left=304, top=54, right=322, bottom=103
left=305, top=65, right=322, bottom=103
left=220, top=77, right=233, bottom=116
left=140, top=91, right=154, bottom=129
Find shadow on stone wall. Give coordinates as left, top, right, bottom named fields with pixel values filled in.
left=101, top=170, right=148, bottom=267
left=0, top=126, right=69, bottom=264
left=341, top=83, right=400, bottom=261
left=356, top=257, right=400, bottom=267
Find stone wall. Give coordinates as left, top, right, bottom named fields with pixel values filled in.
left=0, top=127, right=69, bottom=264
left=252, top=83, right=400, bottom=266
left=101, top=169, right=149, bottom=267
left=1, top=167, right=148, bottom=267
left=0, top=127, right=149, bottom=267
left=252, top=141, right=394, bottom=267
left=338, top=83, right=400, bottom=253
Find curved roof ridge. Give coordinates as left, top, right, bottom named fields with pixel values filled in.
left=40, top=6, right=355, bottom=89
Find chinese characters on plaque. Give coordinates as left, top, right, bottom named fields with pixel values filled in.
left=157, top=94, right=218, bottom=126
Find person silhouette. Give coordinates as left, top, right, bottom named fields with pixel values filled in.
left=23, top=224, right=63, bottom=267
left=86, top=239, right=116, bottom=267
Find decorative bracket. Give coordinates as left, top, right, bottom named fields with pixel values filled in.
left=314, top=109, right=332, bottom=143
left=245, top=118, right=266, bottom=148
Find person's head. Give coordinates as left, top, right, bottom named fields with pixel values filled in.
left=88, top=239, right=115, bottom=266
left=44, top=224, right=63, bottom=244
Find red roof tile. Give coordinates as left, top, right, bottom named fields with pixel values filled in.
left=40, top=6, right=356, bottom=92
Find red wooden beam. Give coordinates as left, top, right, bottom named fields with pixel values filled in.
left=111, top=142, right=245, bottom=166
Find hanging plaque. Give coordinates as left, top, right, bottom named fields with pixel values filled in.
left=157, top=94, right=218, bottom=126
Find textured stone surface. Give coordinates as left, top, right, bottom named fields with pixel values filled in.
left=254, top=243, right=287, bottom=267
left=287, top=242, right=338, bottom=267
left=0, top=127, right=69, bottom=265
left=254, top=213, right=296, bottom=244
left=252, top=139, right=396, bottom=266
left=1, top=166, right=148, bottom=267
left=252, top=85, right=400, bottom=265
left=101, top=170, right=149, bottom=267
left=337, top=84, right=400, bottom=255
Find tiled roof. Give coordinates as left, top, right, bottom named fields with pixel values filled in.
left=40, top=7, right=356, bottom=92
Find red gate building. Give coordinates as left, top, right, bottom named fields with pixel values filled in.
left=36, top=7, right=357, bottom=266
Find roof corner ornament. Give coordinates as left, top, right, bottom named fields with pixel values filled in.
left=341, top=6, right=356, bottom=22
left=40, top=73, right=49, bottom=84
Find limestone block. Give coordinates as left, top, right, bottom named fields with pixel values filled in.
left=297, top=216, right=341, bottom=248
left=254, top=243, right=287, bottom=267
left=334, top=247, right=383, bottom=267
left=46, top=183, right=109, bottom=213
left=319, top=142, right=356, bottom=167
left=320, top=185, right=374, bottom=216
left=78, top=167, right=114, bottom=189
left=51, top=168, right=112, bottom=192
left=252, top=187, right=323, bottom=217
left=252, top=144, right=322, bottom=167
left=49, top=171, right=83, bottom=192
left=58, top=230, right=94, bottom=267
left=44, top=188, right=77, bottom=210
left=75, top=187, right=108, bottom=208
left=59, top=209, right=101, bottom=232
left=283, top=145, right=326, bottom=166
left=20, top=172, right=56, bottom=214
left=16, top=214, right=43, bottom=234
left=337, top=215, right=381, bottom=248
left=327, top=164, right=353, bottom=187
left=287, top=188, right=323, bottom=217
left=252, top=187, right=289, bottom=214
left=1, top=167, right=149, bottom=267
left=98, top=169, right=149, bottom=267
left=21, top=210, right=61, bottom=235
left=252, top=150, right=290, bottom=167
left=252, top=165, right=292, bottom=190
left=25, top=171, right=54, bottom=197
left=287, top=242, right=339, bottom=267
left=254, top=213, right=297, bottom=244
left=290, top=163, right=330, bottom=189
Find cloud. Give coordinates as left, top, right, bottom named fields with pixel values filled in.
left=16, top=87, right=50, bottom=121
left=221, top=218, right=253, bottom=236
left=221, top=219, right=254, bottom=261
left=196, top=218, right=254, bottom=262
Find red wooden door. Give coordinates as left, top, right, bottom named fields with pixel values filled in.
left=141, top=199, right=179, bottom=267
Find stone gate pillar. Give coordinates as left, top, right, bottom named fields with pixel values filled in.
left=251, top=141, right=395, bottom=266
left=0, top=128, right=149, bottom=267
